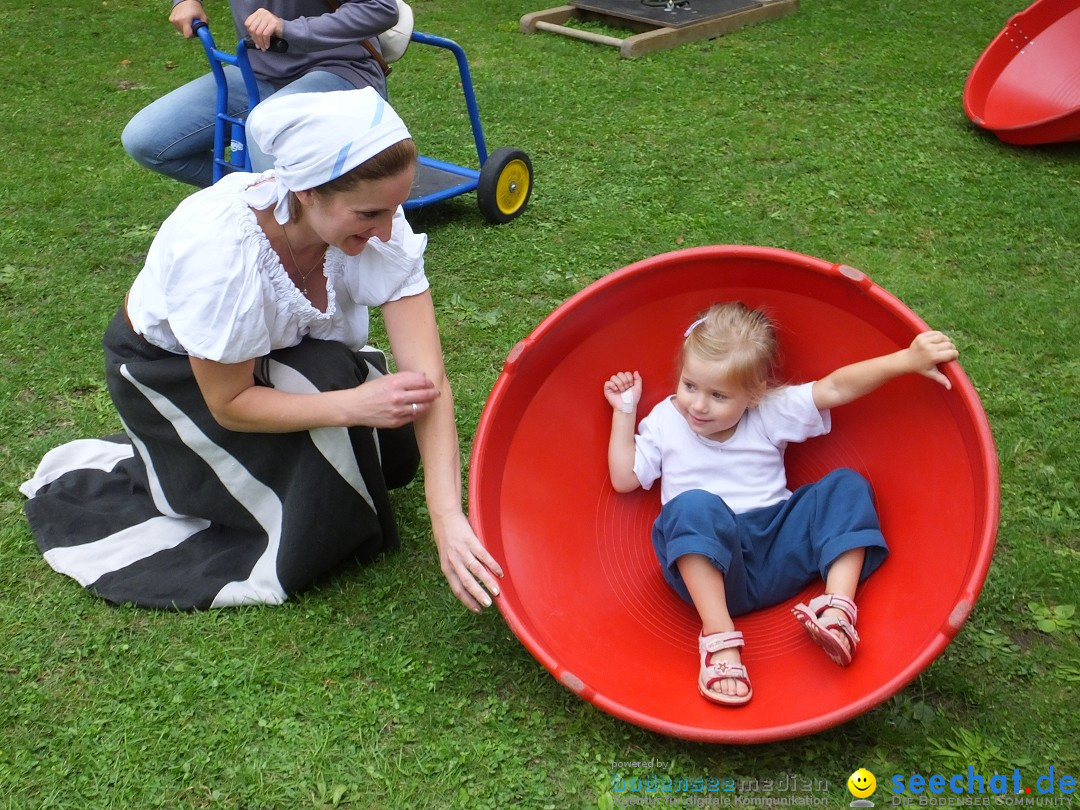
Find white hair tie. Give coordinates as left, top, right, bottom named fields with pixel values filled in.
left=684, top=317, right=706, bottom=337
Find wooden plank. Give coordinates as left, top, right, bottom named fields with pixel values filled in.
left=621, top=0, right=798, bottom=57
left=573, top=0, right=760, bottom=30
left=520, top=0, right=798, bottom=58
left=520, top=5, right=578, bottom=33
left=534, top=20, right=626, bottom=47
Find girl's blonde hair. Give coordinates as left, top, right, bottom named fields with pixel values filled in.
left=681, top=302, right=778, bottom=401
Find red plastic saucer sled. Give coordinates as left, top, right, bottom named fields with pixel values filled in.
left=469, top=246, right=1000, bottom=743
left=964, top=0, right=1080, bottom=145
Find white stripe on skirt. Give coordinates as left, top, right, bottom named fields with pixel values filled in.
left=121, top=363, right=288, bottom=607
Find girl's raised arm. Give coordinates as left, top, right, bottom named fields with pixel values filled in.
left=811, top=331, right=958, bottom=411
left=605, top=371, right=643, bottom=493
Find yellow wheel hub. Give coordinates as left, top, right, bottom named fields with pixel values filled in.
left=496, top=159, right=531, bottom=215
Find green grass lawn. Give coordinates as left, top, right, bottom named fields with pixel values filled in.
left=1, top=0, right=1078, bottom=807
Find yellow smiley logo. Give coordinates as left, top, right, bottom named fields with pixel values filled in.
left=847, top=768, right=877, bottom=798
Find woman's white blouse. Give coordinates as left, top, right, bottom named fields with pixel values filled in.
left=126, top=171, right=429, bottom=363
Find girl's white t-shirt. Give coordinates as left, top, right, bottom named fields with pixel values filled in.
left=633, top=382, right=831, bottom=513
left=126, top=171, right=429, bottom=362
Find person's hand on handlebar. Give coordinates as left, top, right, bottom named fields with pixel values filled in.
left=244, top=7, right=286, bottom=51
left=169, top=0, right=208, bottom=38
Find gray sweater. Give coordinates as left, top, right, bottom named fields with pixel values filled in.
left=174, top=0, right=398, bottom=95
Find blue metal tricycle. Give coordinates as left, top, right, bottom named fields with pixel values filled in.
left=192, top=20, right=533, bottom=224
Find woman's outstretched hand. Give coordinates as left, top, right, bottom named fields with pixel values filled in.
left=433, top=512, right=504, bottom=613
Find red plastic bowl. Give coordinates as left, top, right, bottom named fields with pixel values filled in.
left=964, top=0, right=1080, bottom=145
left=469, top=246, right=1000, bottom=743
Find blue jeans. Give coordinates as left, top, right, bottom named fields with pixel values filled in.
left=651, top=468, right=889, bottom=616
left=121, top=69, right=355, bottom=187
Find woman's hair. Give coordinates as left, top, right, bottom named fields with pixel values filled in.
left=681, top=302, right=779, bottom=401
left=288, top=138, right=418, bottom=221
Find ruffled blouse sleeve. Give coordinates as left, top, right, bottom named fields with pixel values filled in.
left=344, top=207, right=429, bottom=305
left=146, top=187, right=277, bottom=363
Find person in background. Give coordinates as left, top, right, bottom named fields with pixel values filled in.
left=122, top=0, right=398, bottom=187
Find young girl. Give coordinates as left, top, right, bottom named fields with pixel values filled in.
left=604, top=302, right=958, bottom=706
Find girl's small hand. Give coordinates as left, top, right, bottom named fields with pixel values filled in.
left=244, top=7, right=284, bottom=50
left=908, top=331, right=959, bottom=389
left=604, top=371, right=642, bottom=413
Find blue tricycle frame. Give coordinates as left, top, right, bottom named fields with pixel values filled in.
left=193, top=20, right=533, bottom=224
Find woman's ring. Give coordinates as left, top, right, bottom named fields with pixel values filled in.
left=411, top=403, right=418, bottom=415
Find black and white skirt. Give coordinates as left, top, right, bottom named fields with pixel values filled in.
left=21, top=310, right=419, bottom=610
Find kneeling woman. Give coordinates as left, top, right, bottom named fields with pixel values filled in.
left=22, top=88, right=502, bottom=612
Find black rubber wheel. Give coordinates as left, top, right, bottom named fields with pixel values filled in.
left=476, top=147, right=533, bottom=224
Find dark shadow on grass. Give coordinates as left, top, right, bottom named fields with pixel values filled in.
left=404, top=198, right=481, bottom=233
left=1016, top=140, right=1080, bottom=158
left=961, top=120, right=1080, bottom=157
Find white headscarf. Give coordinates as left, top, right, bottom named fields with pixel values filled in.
left=246, top=87, right=412, bottom=223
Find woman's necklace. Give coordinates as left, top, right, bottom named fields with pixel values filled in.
left=280, top=222, right=326, bottom=296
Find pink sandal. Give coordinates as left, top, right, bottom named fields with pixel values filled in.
left=791, top=594, right=860, bottom=666
left=698, top=630, right=752, bottom=706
